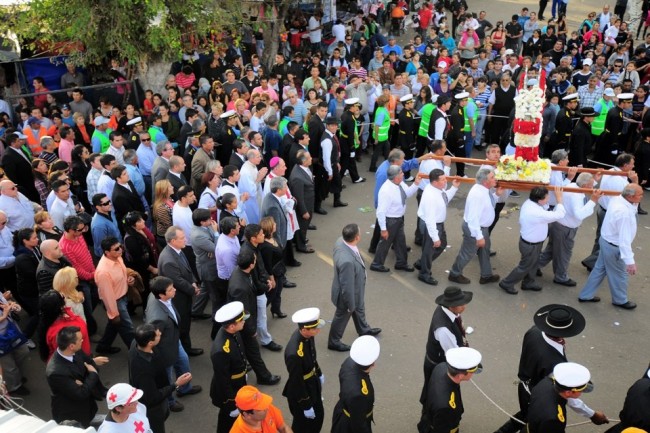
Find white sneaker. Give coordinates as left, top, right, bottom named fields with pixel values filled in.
left=26, top=339, right=36, bottom=350
left=404, top=176, right=414, bottom=182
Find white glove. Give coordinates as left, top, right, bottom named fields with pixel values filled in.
left=303, top=407, right=316, bottom=419
left=229, top=409, right=240, bottom=418
left=350, top=152, right=356, bottom=158
left=319, top=374, right=325, bottom=385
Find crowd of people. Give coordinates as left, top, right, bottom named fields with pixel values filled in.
left=0, top=0, right=650, bottom=432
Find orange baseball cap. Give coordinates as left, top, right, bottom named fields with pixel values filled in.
left=235, top=385, right=273, bottom=411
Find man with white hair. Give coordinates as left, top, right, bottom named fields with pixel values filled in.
left=238, top=149, right=268, bottom=224
left=0, top=210, right=17, bottom=293
left=0, top=180, right=38, bottom=232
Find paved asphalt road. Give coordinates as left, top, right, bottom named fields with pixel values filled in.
left=11, top=1, right=650, bottom=432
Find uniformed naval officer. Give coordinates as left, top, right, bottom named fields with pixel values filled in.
left=283, top=308, right=326, bottom=433
left=418, top=346, right=482, bottom=433
left=397, top=94, right=417, bottom=177
left=526, top=362, right=604, bottom=433
left=331, top=335, right=380, bottom=433
left=126, top=116, right=144, bottom=150
left=210, top=301, right=250, bottom=433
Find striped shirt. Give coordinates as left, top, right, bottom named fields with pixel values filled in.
left=59, top=235, right=96, bottom=281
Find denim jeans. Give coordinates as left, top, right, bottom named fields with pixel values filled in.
left=97, top=296, right=134, bottom=349
left=166, top=341, right=192, bottom=404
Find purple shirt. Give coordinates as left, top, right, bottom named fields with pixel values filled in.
left=215, top=234, right=240, bottom=280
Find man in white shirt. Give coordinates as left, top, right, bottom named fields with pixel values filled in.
left=498, top=186, right=566, bottom=295
left=0, top=180, right=38, bottom=232
left=547, top=149, right=577, bottom=208
left=578, top=183, right=643, bottom=309
left=416, top=169, right=460, bottom=285
left=172, top=185, right=198, bottom=276
left=49, top=180, right=77, bottom=230
left=370, top=165, right=420, bottom=272
left=538, top=173, right=601, bottom=287
left=97, top=154, right=118, bottom=200
left=308, top=11, right=323, bottom=53
left=581, top=153, right=638, bottom=270
left=448, top=168, right=503, bottom=285
left=105, top=131, right=125, bottom=165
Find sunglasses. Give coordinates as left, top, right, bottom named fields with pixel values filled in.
left=141, top=138, right=152, bottom=142
left=99, top=200, right=111, bottom=206
left=111, top=244, right=123, bottom=252
left=0, top=220, right=7, bottom=226
left=74, top=225, right=86, bottom=232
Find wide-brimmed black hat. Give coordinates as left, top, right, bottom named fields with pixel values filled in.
left=534, top=304, right=585, bottom=338
left=579, top=107, right=596, bottom=117
left=435, top=286, right=473, bottom=307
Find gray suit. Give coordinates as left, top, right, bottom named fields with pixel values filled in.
left=189, top=225, right=218, bottom=316
left=261, top=193, right=287, bottom=248
left=158, top=245, right=197, bottom=351
left=328, top=237, right=371, bottom=345
left=144, top=293, right=180, bottom=368
left=289, top=165, right=315, bottom=250
left=151, top=156, right=170, bottom=192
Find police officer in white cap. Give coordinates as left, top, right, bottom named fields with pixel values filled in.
left=548, top=93, right=579, bottom=158
left=331, top=335, right=380, bottom=433
left=340, top=98, right=365, bottom=184
left=216, top=110, right=239, bottom=166
left=210, top=301, right=250, bottom=433
left=282, top=308, right=326, bottom=433
left=397, top=94, right=417, bottom=179
left=594, top=92, right=634, bottom=165
left=448, top=92, right=470, bottom=177
left=126, top=116, right=144, bottom=150
left=417, top=347, right=481, bottom=433
left=526, top=362, right=605, bottom=433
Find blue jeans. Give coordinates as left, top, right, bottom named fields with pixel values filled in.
left=578, top=238, right=629, bottom=304
left=166, top=341, right=192, bottom=403
left=475, top=114, right=487, bottom=146
left=97, top=296, right=134, bottom=348
left=464, top=132, right=475, bottom=157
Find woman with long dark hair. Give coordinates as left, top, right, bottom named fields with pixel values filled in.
left=32, top=158, right=50, bottom=209
left=37, top=290, right=90, bottom=362
left=259, top=216, right=286, bottom=319
left=217, top=192, right=246, bottom=242
left=123, top=211, right=159, bottom=304
left=13, top=228, right=41, bottom=344
left=70, top=144, right=91, bottom=211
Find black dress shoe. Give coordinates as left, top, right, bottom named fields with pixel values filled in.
left=361, top=328, right=382, bottom=336
left=581, top=260, right=593, bottom=272
left=536, top=268, right=543, bottom=277
left=96, top=346, right=121, bottom=355
left=448, top=274, right=471, bottom=284
left=328, top=342, right=351, bottom=352
left=191, top=313, right=212, bottom=320
left=287, top=260, right=302, bottom=267
left=283, top=280, right=297, bottom=288
left=271, top=311, right=288, bottom=319
left=578, top=296, right=601, bottom=303
left=368, top=247, right=376, bottom=254
left=613, top=301, right=637, bottom=310
left=479, top=274, right=500, bottom=284
left=638, top=207, right=648, bottom=215
left=394, top=265, right=415, bottom=272
left=308, top=224, right=317, bottom=230
left=169, top=401, right=185, bottom=412
left=186, top=348, right=204, bottom=356
left=333, top=201, right=348, bottom=207
left=490, top=251, right=497, bottom=257
left=257, top=375, right=281, bottom=385
left=521, top=284, right=542, bottom=291
left=296, top=247, right=315, bottom=253
left=553, top=278, right=577, bottom=287
left=262, top=341, right=283, bottom=351
left=418, top=275, right=438, bottom=285
left=370, top=264, right=390, bottom=272
left=414, top=260, right=421, bottom=270
left=314, top=207, right=328, bottom=215
left=10, top=385, right=30, bottom=396
left=176, top=385, right=202, bottom=397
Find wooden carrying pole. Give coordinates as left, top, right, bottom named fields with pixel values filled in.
left=427, top=155, right=630, bottom=177
left=425, top=175, right=621, bottom=196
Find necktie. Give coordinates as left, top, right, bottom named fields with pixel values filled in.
left=455, top=316, right=469, bottom=346
left=442, top=190, right=449, bottom=206
left=333, top=134, right=341, bottom=156
left=490, top=191, right=497, bottom=208
left=179, top=251, right=191, bottom=270
left=399, top=183, right=407, bottom=206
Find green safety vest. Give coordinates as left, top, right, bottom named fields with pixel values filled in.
left=463, top=98, right=479, bottom=132
left=374, top=107, right=390, bottom=142
left=418, top=103, right=436, bottom=137
left=93, top=129, right=112, bottom=153
left=591, top=98, right=613, bottom=136
left=279, top=117, right=290, bottom=137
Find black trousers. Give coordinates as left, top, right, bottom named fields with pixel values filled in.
left=173, top=291, right=194, bottom=351
left=240, top=329, right=273, bottom=382
left=287, top=379, right=324, bottom=433
left=211, top=277, right=229, bottom=339
left=538, top=0, right=548, bottom=17
left=369, top=140, right=389, bottom=170
left=495, top=381, right=530, bottom=433
left=217, top=407, right=237, bottom=433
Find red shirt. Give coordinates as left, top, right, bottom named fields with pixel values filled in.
left=46, top=307, right=91, bottom=360
left=59, top=235, right=96, bottom=281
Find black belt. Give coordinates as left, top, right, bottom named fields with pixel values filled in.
left=386, top=216, right=404, bottom=220
left=606, top=241, right=619, bottom=248
left=520, top=237, right=543, bottom=246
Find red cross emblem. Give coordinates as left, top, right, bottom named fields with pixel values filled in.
left=134, top=421, right=144, bottom=433
left=109, top=393, right=117, bottom=402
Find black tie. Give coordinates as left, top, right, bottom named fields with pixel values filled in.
left=442, top=190, right=449, bottom=206
left=399, top=184, right=407, bottom=206
left=179, top=251, right=191, bottom=270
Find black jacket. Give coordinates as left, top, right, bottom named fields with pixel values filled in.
left=36, top=256, right=72, bottom=295
left=227, top=268, right=265, bottom=337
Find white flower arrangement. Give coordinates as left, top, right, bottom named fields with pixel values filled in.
left=494, top=156, right=552, bottom=184
left=514, top=132, right=542, bottom=148
left=514, top=87, right=545, bottom=120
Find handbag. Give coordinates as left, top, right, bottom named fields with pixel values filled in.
left=0, top=320, right=28, bottom=356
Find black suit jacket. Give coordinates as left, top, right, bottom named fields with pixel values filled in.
left=287, top=143, right=307, bottom=173
left=158, top=245, right=196, bottom=298
left=144, top=292, right=181, bottom=367
left=112, top=181, right=146, bottom=231
left=1, top=147, right=40, bottom=202
left=166, top=172, right=188, bottom=199
left=227, top=268, right=265, bottom=336
left=308, top=117, right=325, bottom=160
left=229, top=152, right=245, bottom=170
left=45, top=350, right=102, bottom=427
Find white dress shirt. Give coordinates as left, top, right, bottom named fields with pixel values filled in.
left=432, top=109, right=447, bottom=140
left=463, top=184, right=498, bottom=239
left=519, top=199, right=566, bottom=243
left=321, top=131, right=335, bottom=176
left=418, top=157, right=450, bottom=190
left=0, top=193, right=35, bottom=232
left=97, top=172, right=116, bottom=200
left=417, top=184, right=458, bottom=242
left=433, top=306, right=462, bottom=352
left=50, top=197, right=76, bottom=230
left=172, top=203, right=194, bottom=246
left=376, top=180, right=419, bottom=230
left=557, top=184, right=596, bottom=228
left=481, top=163, right=510, bottom=203
left=548, top=164, right=571, bottom=206
left=598, top=168, right=628, bottom=209
left=601, top=195, right=637, bottom=265
left=106, top=145, right=125, bottom=165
